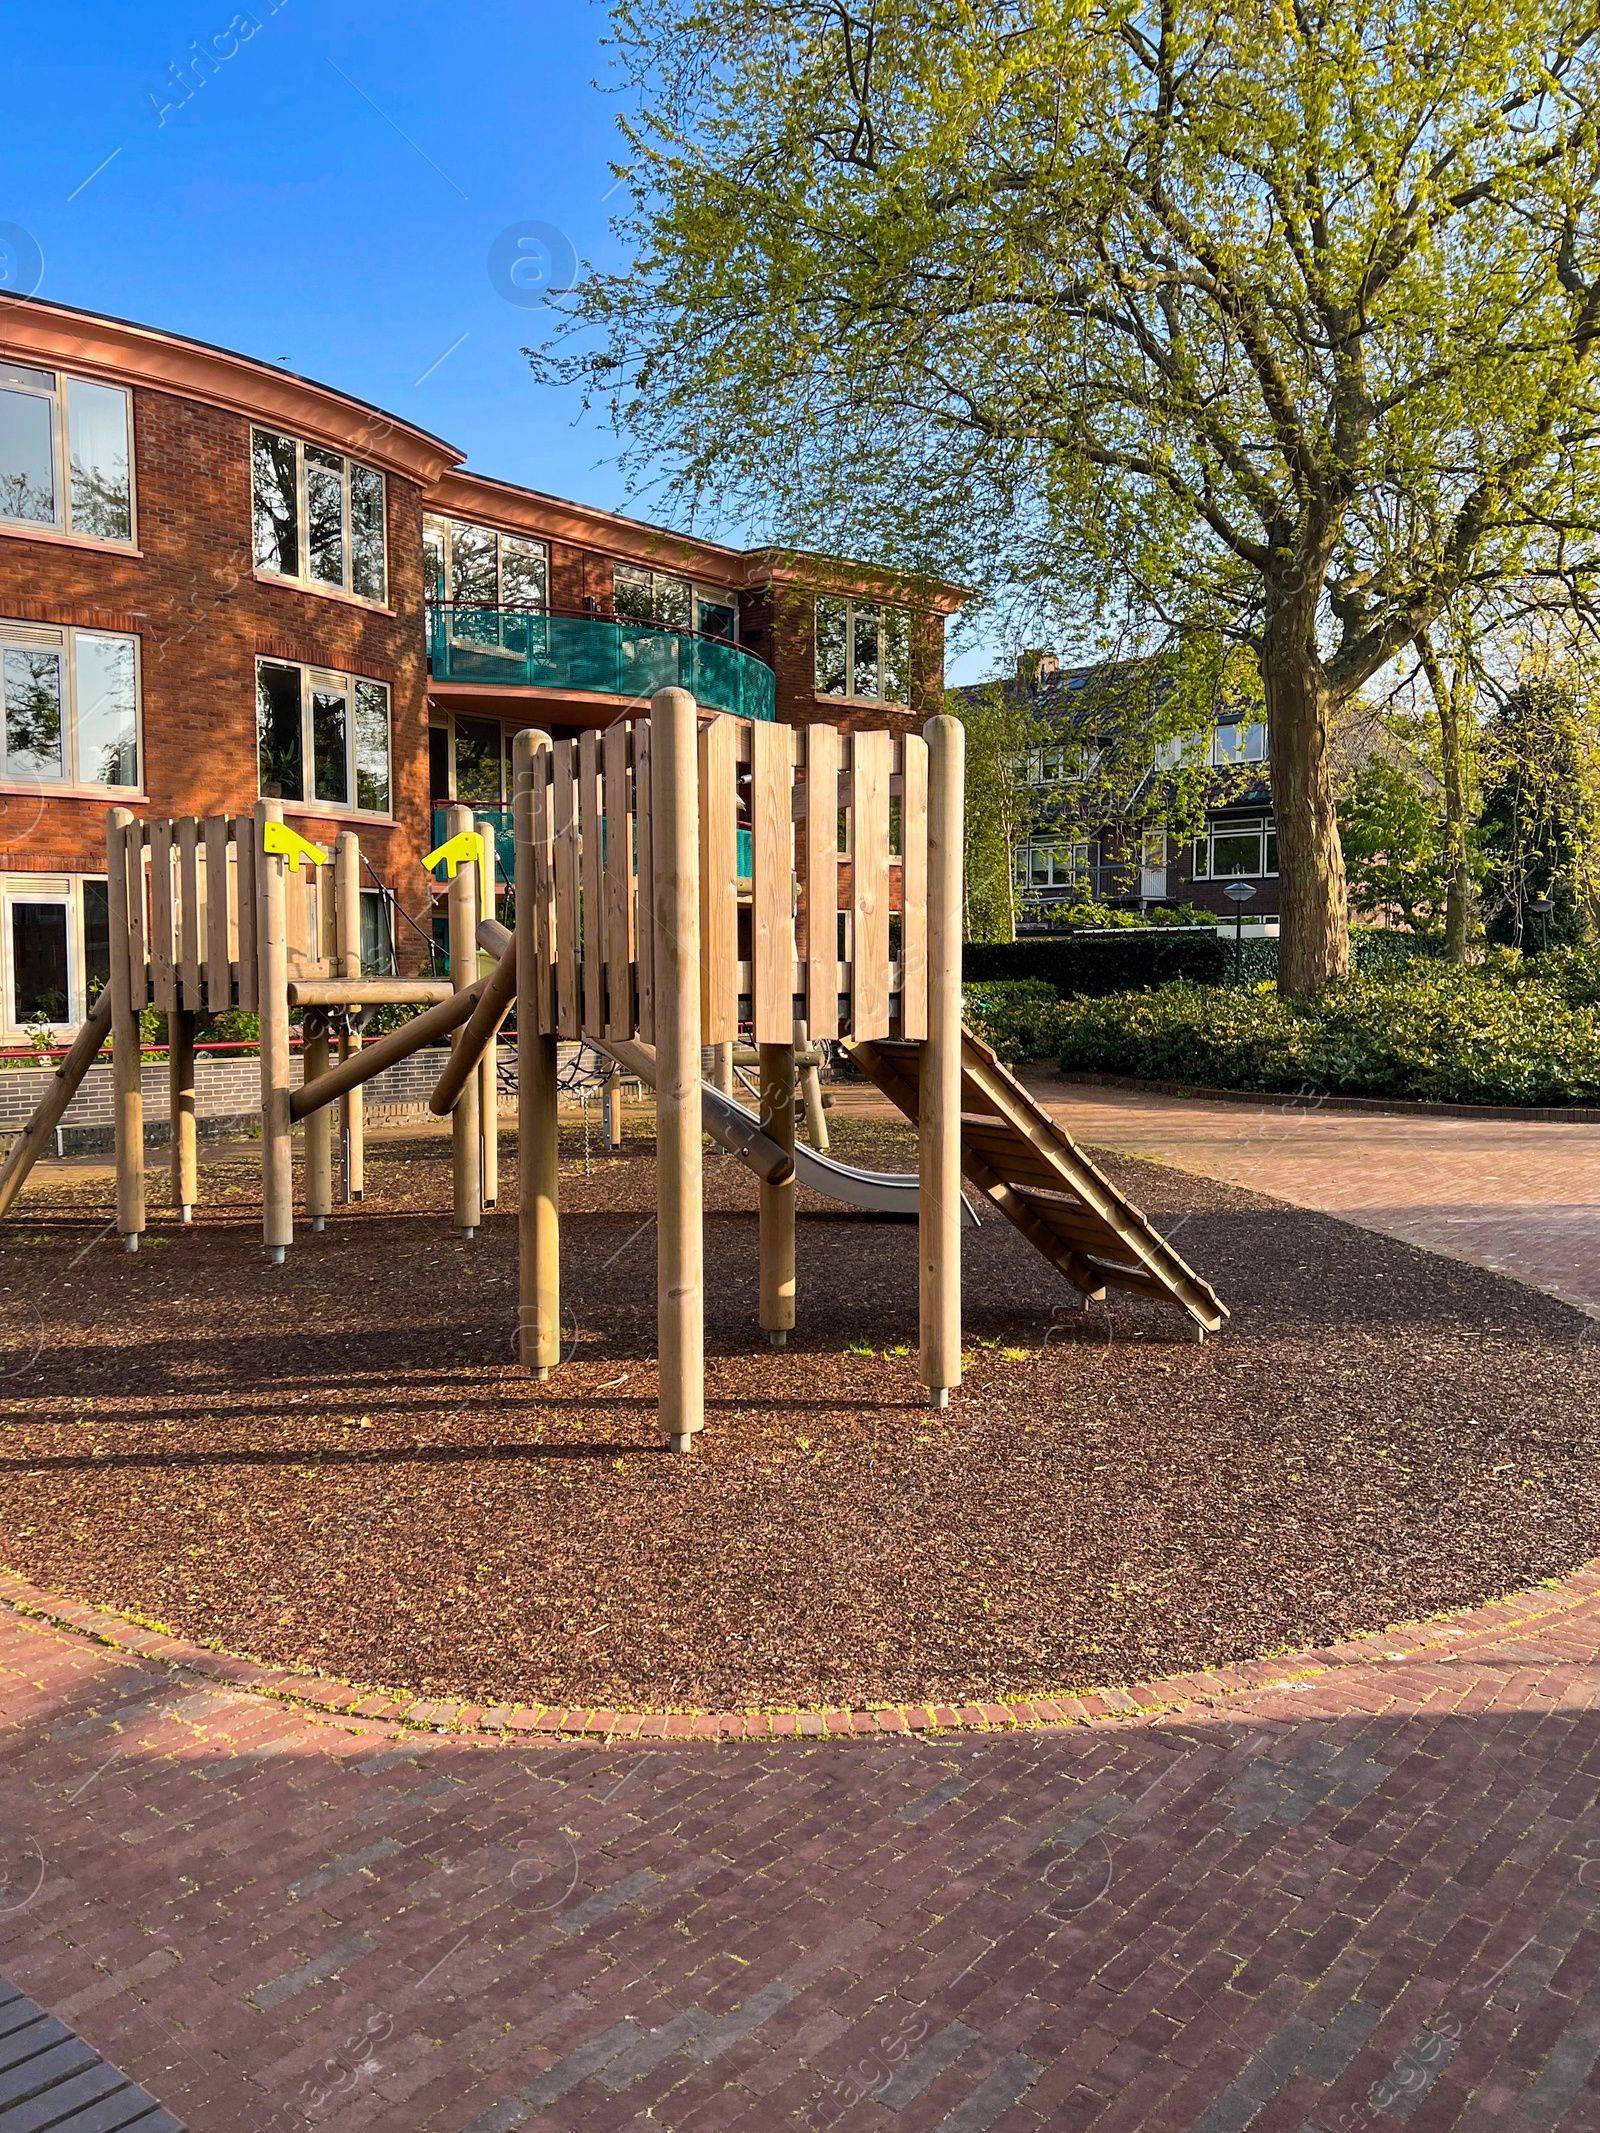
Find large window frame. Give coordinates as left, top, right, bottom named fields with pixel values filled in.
left=1156, top=721, right=1269, bottom=771
left=1021, top=740, right=1103, bottom=785
left=256, top=658, right=392, bottom=817
left=0, top=874, right=110, bottom=1036
left=815, top=597, right=911, bottom=705
left=1014, top=839, right=1095, bottom=892
left=0, top=620, right=141, bottom=795
left=613, top=564, right=739, bottom=643
left=1192, top=815, right=1279, bottom=880
left=0, top=364, right=136, bottom=547
left=252, top=429, right=388, bottom=604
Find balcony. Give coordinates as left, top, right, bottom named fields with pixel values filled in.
left=427, top=603, right=776, bottom=723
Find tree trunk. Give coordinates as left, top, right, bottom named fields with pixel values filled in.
left=1414, top=628, right=1474, bottom=962
left=1263, top=601, right=1350, bottom=995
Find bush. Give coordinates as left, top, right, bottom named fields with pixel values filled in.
left=963, top=979, right=1067, bottom=1060
left=964, top=929, right=1231, bottom=996
left=1054, top=963, right=1600, bottom=1105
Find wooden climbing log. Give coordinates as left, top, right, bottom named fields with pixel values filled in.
left=106, top=808, right=146, bottom=1249
left=335, top=830, right=366, bottom=1202
left=653, top=687, right=704, bottom=1452
left=302, top=1011, right=334, bottom=1228
left=428, top=937, right=517, bottom=1115
left=287, top=978, right=454, bottom=1007
left=255, top=800, right=294, bottom=1261
left=0, top=994, right=113, bottom=1222
left=168, top=1008, right=197, bottom=1220
left=514, top=728, right=561, bottom=1376
left=919, top=714, right=965, bottom=1405
left=758, top=1039, right=796, bottom=1344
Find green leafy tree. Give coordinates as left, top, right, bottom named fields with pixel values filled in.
left=543, top=0, right=1600, bottom=995
left=1479, top=680, right=1600, bottom=946
left=1337, top=761, right=1453, bottom=936
left=951, top=681, right=1041, bottom=941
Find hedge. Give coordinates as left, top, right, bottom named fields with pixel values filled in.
left=1052, top=957, right=1600, bottom=1105
left=963, top=929, right=1231, bottom=995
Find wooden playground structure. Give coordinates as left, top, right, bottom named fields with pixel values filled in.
left=0, top=690, right=1225, bottom=1450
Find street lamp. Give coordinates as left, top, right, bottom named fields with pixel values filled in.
left=1223, top=880, right=1257, bottom=983
left=1528, top=894, right=1555, bottom=955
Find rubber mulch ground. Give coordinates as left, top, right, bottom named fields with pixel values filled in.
left=1, top=1110, right=1596, bottom=1712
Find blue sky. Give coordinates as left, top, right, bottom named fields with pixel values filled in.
left=0, top=0, right=995, bottom=680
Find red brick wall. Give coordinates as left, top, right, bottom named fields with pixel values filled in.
left=0, top=382, right=431, bottom=962
left=764, top=581, right=946, bottom=738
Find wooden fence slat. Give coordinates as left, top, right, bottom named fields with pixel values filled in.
left=124, top=819, right=149, bottom=1011
left=203, top=816, right=231, bottom=1008
left=698, top=713, right=739, bottom=1043
left=231, top=814, right=258, bottom=1010
left=804, top=723, right=840, bottom=1039
left=851, top=729, right=892, bottom=1040
left=603, top=720, right=634, bottom=1038
left=899, top=734, right=929, bottom=1040
left=148, top=818, right=177, bottom=1013
left=579, top=729, right=605, bottom=1037
left=177, top=817, right=202, bottom=1011
left=531, top=735, right=557, bottom=1036
left=634, top=720, right=654, bottom=1044
left=553, top=739, right=581, bottom=1039
left=752, top=719, right=796, bottom=1046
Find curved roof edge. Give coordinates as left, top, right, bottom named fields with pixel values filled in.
left=0, top=293, right=464, bottom=486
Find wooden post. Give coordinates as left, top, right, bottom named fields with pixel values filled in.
left=446, top=801, right=482, bottom=1236
left=475, top=812, right=500, bottom=1209
left=302, top=1011, right=333, bottom=1229
left=106, top=809, right=145, bottom=1251
left=0, top=995, right=112, bottom=1222
left=255, top=799, right=293, bottom=1263
left=515, top=730, right=560, bottom=1376
left=653, top=688, right=704, bottom=1451
left=168, top=1009, right=197, bottom=1221
left=335, top=831, right=364, bottom=1202
left=713, top=1042, right=734, bottom=1096
left=795, top=1015, right=830, bottom=1152
left=601, top=1079, right=621, bottom=1150
left=758, top=1040, right=796, bottom=1345
left=920, top=715, right=964, bottom=1406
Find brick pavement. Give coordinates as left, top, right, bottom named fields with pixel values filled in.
left=4, top=1574, right=1600, bottom=2131
left=1016, top=1080, right=1600, bottom=1319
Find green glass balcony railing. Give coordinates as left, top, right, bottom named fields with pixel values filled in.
left=428, top=603, right=776, bottom=722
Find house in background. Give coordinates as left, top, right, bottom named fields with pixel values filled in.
left=954, top=652, right=1279, bottom=931
left=0, top=292, right=962, bottom=1039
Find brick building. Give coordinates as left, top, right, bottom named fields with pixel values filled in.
left=0, top=294, right=962, bottom=1038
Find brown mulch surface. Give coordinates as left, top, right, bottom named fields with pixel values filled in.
left=1, top=1112, right=1597, bottom=1712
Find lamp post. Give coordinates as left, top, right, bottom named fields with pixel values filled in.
left=1528, top=894, right=1555, bottom=956
left=1223, top=880, right=1257, bottom=983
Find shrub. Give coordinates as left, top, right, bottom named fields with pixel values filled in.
left=963, top=979, right=1067, bottom=1060
left=1055, top=964, right=1600, bottom=1105
left=963, top=929, right=1230, bottom=996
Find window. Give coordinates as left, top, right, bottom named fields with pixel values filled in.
left=359, top=887, right=396, bottom=976
left=0, top=623, right=138, bottom=790
left=1024, top=741, right=1103, bottom=785
left=0, top=876, right=109, bottom=1034
left=0, top=365, right=135, bottom=544
left=256, top=659, right=390, bottom=813
left=1015, top=840, right=1093, bottom=890
left=424, top=516, right=549, bottom=612
left=615, top=565, right=692, bottom=631
left=1192, top=816, right=1279, bottom=879
left=814, top=598, right=910, bottom=702
left=252, top=429, right=386, bottom=600
left=1211, top=720, right=1268, bottom=768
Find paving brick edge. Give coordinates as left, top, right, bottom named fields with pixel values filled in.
left=1053, top=1070, right=1600, bottom=1125
left=5, top=1562, right=1600, bottom=1744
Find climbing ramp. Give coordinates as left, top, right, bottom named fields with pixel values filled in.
left=849, top=1025, right=1228, bottom=1334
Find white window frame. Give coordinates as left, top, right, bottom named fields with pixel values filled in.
left=612, top=563, right=739, bottom=641
left=1014, top=839, right=1094, bottom=890
left=814, top=596, right=911, bottom=704
left=0, top=366, right=137, bottom=547
left=0, top=874, right=110, bottom=1037
left=0, top=620, right=142, bottom=796
left=1025, top=741, right=1103, bottom=785
left=1211, top=721, right=1269, bottom=768
left=255, top=658, right=393, bottom=817
left=424, top=515, right=550, bottom=611
left=1192, top=816, right=1279, bottom=880
left=252, top=428, right=388, bottom=604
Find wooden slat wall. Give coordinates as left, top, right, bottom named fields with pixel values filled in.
left=803, top=724, right=840, bottom=1039
left=122, top=820, right=148, bottom=1011
left=899, top=735, right=929, bottom=1040
left=204, top=816, right=231, bottom=1008
left=634, top=720, right=654, bottom=1044
left=579, top=730, right=605, bottom=1037
left=752, top=720, right=796, bottom=1045
left=177, top=818, right=202, bottom=1011
left=850, top=729, right=891, bottom=1041
left=699, top=713, right=739, bottom=1043
left=232, top=814, right=258, bottom=1010
left=603, top=721, right=633, bottom=1039
left=148, top=818, right=177, bottom=1012
left=553, top=740, right=581, bottom=1039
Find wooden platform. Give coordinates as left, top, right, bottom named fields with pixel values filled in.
left=0, top=1976, right=183, bottom=2129
left=848, top=1026, right=1229, bottom=1333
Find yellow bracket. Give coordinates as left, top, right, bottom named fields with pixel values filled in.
left=262, top=822, right=328, bottom=874
left=424, top=829, right=486, bottom=881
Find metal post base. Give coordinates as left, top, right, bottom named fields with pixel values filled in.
left=122, top=1233, right=139, bottom=1254
left=311, top=1215, right=326, bottom=1233
left=668, top=1432, right=694, bottom=1454
left=767, top=1329, right=787, bottom=1348
left=929, top=1386, right=950, bottom=1410
left=459, top=1225, right=476, bottom=1240
left=531, top=1365, right=550, bottom=1381
left=179, top=1206, right=193, bottom=1225
left=266, top=1244, right=286, bottom=1266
